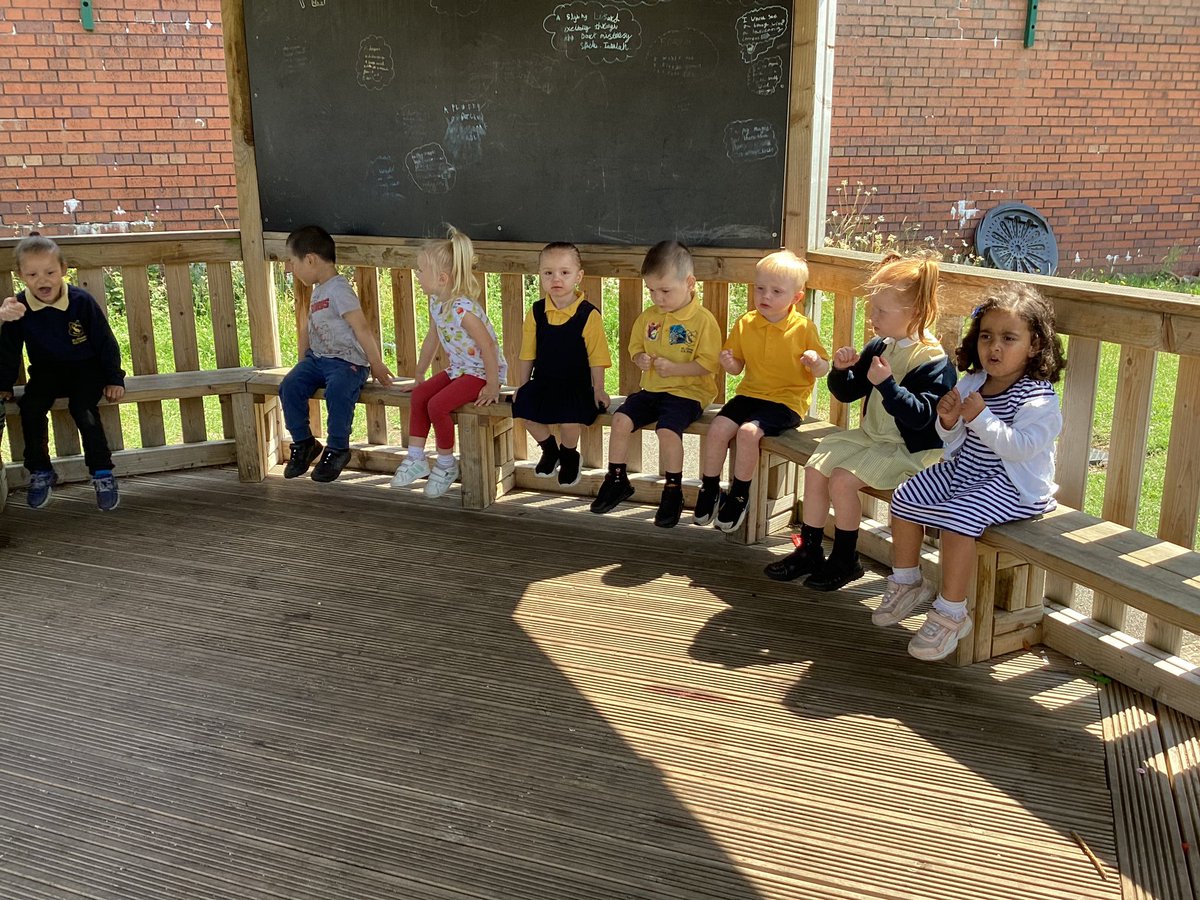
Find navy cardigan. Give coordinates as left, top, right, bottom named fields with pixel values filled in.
left=826, top=337, right=957, bottom=454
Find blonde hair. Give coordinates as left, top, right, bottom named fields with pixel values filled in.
left=863, top=250, right=940, bottom=343
left=418, top=225, right=480, bottom=301
left=757, top=250, right=809, bottom=294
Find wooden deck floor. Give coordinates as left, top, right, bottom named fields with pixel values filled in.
left=0, top=466, right=1164, bottom=899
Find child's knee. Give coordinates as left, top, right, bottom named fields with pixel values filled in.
left=611, top=412, right=634, bottom=433
left=735, top=422, right=764, bottom=446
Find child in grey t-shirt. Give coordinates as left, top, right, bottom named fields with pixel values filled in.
left=279, top=226, right=393, bottom=483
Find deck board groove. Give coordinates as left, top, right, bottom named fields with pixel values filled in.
left=0, top=466, right=1167, bottom=899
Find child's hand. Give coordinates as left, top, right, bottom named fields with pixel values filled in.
left=372, top=363, right=395, bottom=387
left=594, top=386, right=611, bottom=410
left=104, top=384, right=125, bottom=402
left=867, top=355, right=893, bottom=385
left=0, top=390, right=13, bottom=401
left=832, top=346, right=859, bottom=370
left=961, top=391, right=985, bottom=422
left=799, top=350, right=824, bottom=372
left=397, top=373, right=424, bottom=393
left=476, top=381, right=500, bottom=406
left=937, top=389, right=963, bottom=428
left=652, top=356, right=675, bottom=377
left=0, top=296, right=24, bottom=322
left=634, top=352, right=653, bottom=372
left=719, top=349, right=740, bottom=374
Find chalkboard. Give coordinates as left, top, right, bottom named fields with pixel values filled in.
left=244, top=1, right=794, bottom=249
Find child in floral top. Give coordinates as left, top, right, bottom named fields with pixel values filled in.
left=390, top=226, right=507, bottom=498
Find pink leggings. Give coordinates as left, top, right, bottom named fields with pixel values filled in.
left=408, top=370, right=487, bottom=450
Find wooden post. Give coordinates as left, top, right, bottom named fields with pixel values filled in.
left=500, top=273, right=526, bottom=460
left=828, top=291, right=855, bottom=428
left=122, top=266, right=166, bottom=447
left=783, top=0, right=837, bottom=255
left=618, top=277, right=644, bottom=473
left=164, top=262, right=208, bottom=444
left=580, top=274, right=605, bottom=468
left=207, top=261, right=242, bottom=438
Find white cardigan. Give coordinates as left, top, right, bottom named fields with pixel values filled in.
left=935, top=371, right=1062, bottom=505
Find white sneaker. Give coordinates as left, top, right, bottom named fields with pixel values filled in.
left=424, top=460, right=459, bottom=498
left=872, top=577, right=935, bottom=627
left=908, top=610, right=973, bottom=661
left=390, top=456, right=430, bottom=488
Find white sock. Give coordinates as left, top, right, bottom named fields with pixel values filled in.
left=891, top=566, right=922, bottom=585
left=933, top=595, right=968, bottom=621
left=437, top=452, right=456, bottom=469
left=407, top=443, right=426, bottom=461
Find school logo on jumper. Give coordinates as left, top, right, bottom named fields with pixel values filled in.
left=68, top=320, right=87, bottom=345
left=646, top=321, right=660, bottom=342
left=668, top=324, right=693, bottom=346
left=311, top=298, right=331, bottom=312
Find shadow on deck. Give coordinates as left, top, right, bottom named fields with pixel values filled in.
left=0, top=466, right=1187, bottom=899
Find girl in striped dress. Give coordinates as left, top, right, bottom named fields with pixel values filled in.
left=879, top=283, right=1066, bottom=661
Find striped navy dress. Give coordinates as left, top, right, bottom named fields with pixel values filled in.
left=889, top=377, right=1057, bottom=537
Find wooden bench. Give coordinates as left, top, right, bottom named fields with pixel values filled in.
left=243, top=367, right=517, bottom=510
left=2, top=367, right=256, bottom=488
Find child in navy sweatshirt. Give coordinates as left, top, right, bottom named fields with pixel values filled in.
left=0, top=235, right=126, bottom=511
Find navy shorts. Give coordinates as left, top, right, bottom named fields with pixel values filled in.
left=614, top=390, right=704, bottom=436
left=716, top=394, right=802, bottom=437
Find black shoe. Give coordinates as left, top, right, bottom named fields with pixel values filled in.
left=805, top=555, right=866, bottom=592
left=534, top=442, right=560, bottom=477
left=693, top=482, right=719, bottom=526
left=654, top=486, right=684, bottom=528
left=284, top=438, right=322, bottom=479
left=557, top=448, right=581, bottom=487
left=311, top=447, right=352, bottom=483
left=590, top=473, right=634, bottom=514
left=715, top=491, right=749, bottom=533
left=763, top=545, right=824, bottom=582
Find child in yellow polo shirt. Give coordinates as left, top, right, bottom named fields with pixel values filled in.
left=590, top=240, right=721, bottom=528
left=694, top=250, right=829, bottom=532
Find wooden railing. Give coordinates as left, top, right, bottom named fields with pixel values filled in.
left=4, top=230, right=1200, bottom=710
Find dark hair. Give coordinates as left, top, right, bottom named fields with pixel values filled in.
left=286, top=225, right=336, bottom=264
left=14, top=234, right=65, bottom=269
left=641, top=240, right=694, bottom=280
left=956, top=282, right=1066, bottom=383
left=540, top=241, right=582, bottom=267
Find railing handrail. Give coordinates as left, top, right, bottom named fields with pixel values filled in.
left=0, top=230, right=243, bottom=267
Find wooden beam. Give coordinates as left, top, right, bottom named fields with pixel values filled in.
left=0, top=231, right=242, bottom=268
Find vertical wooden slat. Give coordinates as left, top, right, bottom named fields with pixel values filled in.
left=164, top=263, right=207, bottom=444
left=972, top=548, right=999, bottom=663
left=75, top=267, right=125, bottom=451
left=828, top=291, right=856, bottom=428
left=1094, top=345, right=1156, bottom=630
left=499, top=273, right=527, bottom=461
left=390, top=268, right=418, bottom=443
left=1045, top=335, right=1100, bottom=608
left=703, top=282, right=730, bottom=402
left=1149, top=354, right=1200, bottom=653
left=618, top=277, right=644, bottom=473
left=291, top=278, right=321, bottom=438
left=121, top=266, right=166, bottom=447
left=937, top=315, right=964, bottom=360
left=355, top=267, right=388, bottom=445
left=207, top=261, right=241, bottom=439
left=579, top=275, right=604, bottom=468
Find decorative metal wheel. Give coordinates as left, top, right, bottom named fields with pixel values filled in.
left=975, top=203, right=1059, bottom=275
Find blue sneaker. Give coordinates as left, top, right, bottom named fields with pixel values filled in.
left=92, top=472, right=120, bottom=511
left=26, top=470, right=58, bottom=509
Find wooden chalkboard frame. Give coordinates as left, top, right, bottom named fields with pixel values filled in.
left=221, top=0, right=834, bottom=349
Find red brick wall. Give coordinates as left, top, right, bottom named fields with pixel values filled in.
left=0, top=0, right=236, bottom=238
left=3, top=2, right=1196, bottom=276
left=829, top=0, right=1200, bottom=275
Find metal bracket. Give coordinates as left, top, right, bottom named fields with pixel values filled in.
left=1024, top=0, right=1039, bottom=48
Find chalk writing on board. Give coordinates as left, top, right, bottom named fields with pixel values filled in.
left=723, top=119, right=778, bottom=162
left=368, top=155, right=406, bottom=199
left=356, top=35, right=395, bottom=90
left=544, top=2, right=642, bottom=64
left=443, top=101, right=487, bottom=167
left=649, top=28, right=717, bottom=79
left=748, top=55, right=783, bottom=95
left=735, top=6, right=788, bottom=64
left=405, top=143, right=457, bottom=193
left=280, top=40, right=310, bottom=75
left=296, top=0, right=326, bottom=8
left=429, top=0, right=487, bottom=14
